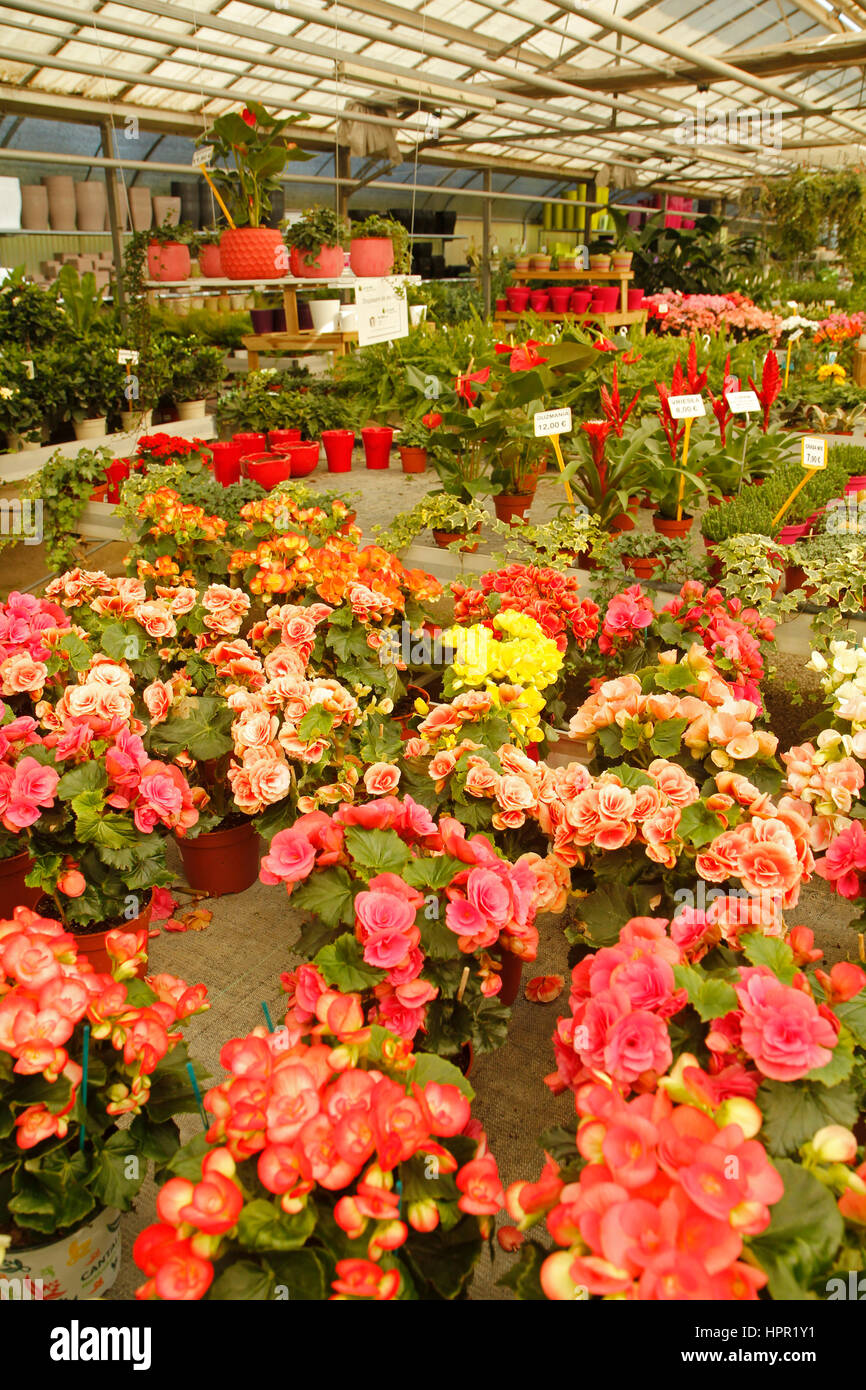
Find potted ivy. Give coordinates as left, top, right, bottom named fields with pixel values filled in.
left=0, top=906, right=209, bottom=1300
left=146, top=220, right=198, bottom=282
left=374, top=492, right=490, bottom=551
left=283, top=206, right=350, bottom=279
left=602, top=530, right=690, bottom=582
left=197, top=102, right=311, bottom=280
left=349, top=212, right=411, bottom=277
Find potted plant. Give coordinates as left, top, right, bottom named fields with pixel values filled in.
left=710, top=533, right=793, bottom=613
left=197, top=102, right=311, bottom=280
left=60, top=339, right=128, bottom=440
left=3, top=447, right=113, bottom=569
left=601, top=529, right=691, bottom=582
left=396, top=418, right=430, bottom=473
left=160, top=337, right=226, bottom=419
left=146, top=220, right=198, bottom=283
left=349, top=212, right=411, bottom=278
left=561, top=416, right=654, bottom=535
left=196, top=230, right=223, bottom=278
left=0, top=906, right=209, bottom=1299
left=133, top=990, right=501, bottom=1301
left=375, top=493, right=490, bottom=552
left=283, top=206, right=350, bottom=279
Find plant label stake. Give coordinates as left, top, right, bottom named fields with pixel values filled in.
left=193, top=145, right=236, bottom=231
left=667, top=394, right=705, bottom=520
left=772, top=436, right=827, bottom=528
left=534, top=406, right=574, bottom=509
left=456, top=965, right=470, bottom=1003
left=784, top=328, right=803, bottom=389
left=725, top=390, right=760, bottom=494
left=186, top=1060, right=209, bottom=1132
left=261, top=1000, right=275, bottom=1032
left=78, top=1023, right=90, bottom=1153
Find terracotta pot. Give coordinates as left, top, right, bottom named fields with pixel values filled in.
left=73, top=894, right=152, bottom=978
left=199, top=243, right=223, bottom=277
left=623, top=555, right=661, bottom=580
left=652, top=513, right=693, bottom=538
left=494, top=493, right=532, bottom=524
left=43, top=174, right=76, bottom=230
left=321, top=429, right=355, bottom=472
left=362, top=425, right=393, bottom=469
left=74, top=418, right=108, bottom=441
left=152, top=195, right=181, bottom=228
left=0, top=1206, right=121, bottom=1302
left=20, top=184, right=49, bottom=230
left=494, top=943, right=523, bottom=1007
left=177, top=821, right=261, bottom=896
left=785, top=564, right=817, bottom=597
left=432, top=525, right=481, bottom=552
left=242, top=452, right=293, bottom=491
left=399, top=446, right=427, bottom=473
left=350, top=237, right=394, bottom=277
left=609, top=511, right=635, bottom=533
left=0, top=849, right=42, bottom=918
left=221, top=227, right=287, bottom=280
left=75, top=180, right=107, bottom=232
left=289, top=244, right=344, bottom=279
left=211, top=440, right=244, bottom=486
left=177, top=399, right=207, bottom=421
left=127, top=186, right=152, bottom=232
left=147, top=241, right=190, bottom=282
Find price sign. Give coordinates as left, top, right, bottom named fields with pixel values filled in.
left=667, top=393, right=705, bottom=419
left=534, top=407, right=572, bottom=437
left=801, top=436, right=827, bottom=471
left=355, top=279, right=408, bottom=346
left=192, top=146, right=213, bottom=168
left=725, top=390, right=760, bottom=414
left=117, top=348, right=139, bottom=365
left=789, top=328, right=804, bottom=343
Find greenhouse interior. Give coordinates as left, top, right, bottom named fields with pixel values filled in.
left=2, top=0, right=866, bottom=1336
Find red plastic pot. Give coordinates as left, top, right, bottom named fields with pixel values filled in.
left=362, top=425, right=393, bottom=469
left=285, top=441, right=320, bottom=477
left=211, top=440, right=244, bottom=486
left=529, top=290, right=549, bottom=313
left=432, top=526, right=480, bottom=553
left=505, top=286, right=531, bottom=313
left=627, top=288, right=645, bottom=310
left=0, top=850, right=42, bottom=919
left=289, top=244, right=344, bottom=279
left=350, top=237, right=394, bottom=277
left=177, top=821, right=261, bottom=896
left=322, top=430, right=355, bottom=472
left=147, top=241, right=190, bottom=282
left=399, top=446, right=427, bottom=473
left=548, top=287, right=573, bottom=313
left=609, top=511, right=635, bottom=533
left=653, top=513, right=694, bottom=538
left=592, top=286, right=620, bottom=311
left=242, top=452, right=293, bottom=491
left=268, top=428, right=302, bottom=449
left=104, top=458, right=130, bottom=504
left=845, top=476, right=866, bottom=494
left=221, top=227, right=287, bottom=280
left=777, top=522, right=811, bottom=544
left=569, top=290, right=592, bottom=313
left=623, top=556, right=661, bottom=580
left=73, top=894, right=151, bottom=979
left=232, top=431, right=267, bottom=454
left=199, top=243, right=223, bottom=277
left=495, top=297, right=507, bottom=310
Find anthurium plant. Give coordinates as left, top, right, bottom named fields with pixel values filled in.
left=197, top=102, right=311, bottom=228
left=0, top=906, right=209, bottom=1246
left=132, top=989, right=504, bottom=1301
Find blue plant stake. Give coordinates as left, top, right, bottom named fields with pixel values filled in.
left=261, top=1001, right=275, bottom=1032
left=395, top=1178, right=402, bottom=1214
left=78, top=1023, right=90, bottom=1153
left=186, top=1060, right=209, bottom=1131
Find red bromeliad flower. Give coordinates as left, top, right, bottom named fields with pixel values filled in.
left=454, top=367, right=490, bottom=404
left=684, top=341, right=709, bottom=394
left=654, top=375, right=685, bottom=461
left=747, top=349, right=781, bottom=434
left=600, top=363, right=640, bottom=438
left=709, top=392, right=733, bottom=446
left=622, top=351, right=643, bottom=364
left=581, top=419, right=611, bottom=483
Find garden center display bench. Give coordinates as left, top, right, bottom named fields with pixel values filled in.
left=496, top=269, right=647, bottom=335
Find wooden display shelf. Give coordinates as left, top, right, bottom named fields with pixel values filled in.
left=509, top=267, right=634, bottom=311
left=243, top=330, right=358, bottom=368
left=494, top=307, right=647, bottom=334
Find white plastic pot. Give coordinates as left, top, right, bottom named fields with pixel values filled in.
left=409, top=305, right=428, bottom=327
left=0, top=1207, right=121, bottom=1301
left=339, top=305, right=359, bottom=332
left=309, top=299, right=342, bottom=333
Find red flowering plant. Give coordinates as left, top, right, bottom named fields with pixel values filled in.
left=0, top=589, right=83, bottom=724
left=0, top=906, right=209, bottom=1244
left=133, top=435, right=213, bottom=471
left=132, top=990, right=503, bottom=1301
left=561, top=412, right=657, bottom=533
left=501, top=912, right=866, bottom=1300
left=262, top=795, right=541, bottom=1057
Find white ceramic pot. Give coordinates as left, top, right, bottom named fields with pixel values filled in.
left=0, top=1207, right=121, bottom=1301
left=176, top=399, right=207, bottom=420
left=73, top=418, right=108, bottom=441
left=309, top=299, right=342, bottom=333
left=120, top=408, right=153, bottom=432
left=339, top=305, right=359, bottom=332
left=75, top=181, right=107, bottom=233
left=20, top=185, right=49, bottom=230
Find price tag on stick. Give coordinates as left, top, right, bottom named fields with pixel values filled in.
left=534, top=407, right=575, bottom=511
left=725, top=390, right=760, bottom=414
left=117, top=348, right=139, bottom=365
left=192, top=146, right=213, bottom=168
left=772, top=437, right=827, bottom=528
left=667, top=394, right=705, bottom=420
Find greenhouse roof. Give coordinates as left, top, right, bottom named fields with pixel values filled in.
left=2, top=0, right=866, bottom=195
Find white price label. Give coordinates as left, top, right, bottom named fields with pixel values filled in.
left=534, top=407, right=572, bottom=437
left=667, top=393, right=705, bottom=419
left=193, top=146, right=213, bottom=168
left=801, top=436, right=827, bottom=471
left=789, top=328, right=804, bottom=343
left=725, top=390, right=760, bottom=414
left=117, top=348, right=139, bottom=365
left=21, top=359, right=34, bottom=379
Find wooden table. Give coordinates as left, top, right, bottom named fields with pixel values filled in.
left=509, top=268, right=635, bottom=312
left=494, top=306, right=647, bottom=335
left=243, top=329, right=358, bottom=369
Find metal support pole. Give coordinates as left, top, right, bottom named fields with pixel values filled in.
left=100, top=119, right=126, bottom=320
left=482, top=169, right=492, bottom=318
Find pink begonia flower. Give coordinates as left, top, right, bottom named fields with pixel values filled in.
left=1, top=757, right=59, bottom=829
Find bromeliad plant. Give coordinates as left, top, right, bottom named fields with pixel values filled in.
left=262, top=796, right=541, bottom=1057
left=133, top=991, right=503, bottom=1301
left=0, top=906, right=209, bottom=1247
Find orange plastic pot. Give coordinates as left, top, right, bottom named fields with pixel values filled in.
left=652, top=513, right=693, bottom=538
left=350, top=237, right=394, bottom=277
left=221, top=227, right=287, bottom=280
left=177, top=821, right=261, bottom=896
left=399, top=446, right=427, bottom=473
left=147, top=241, right=190, bottom=281
left=493, top=493, right=532, bottom=524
